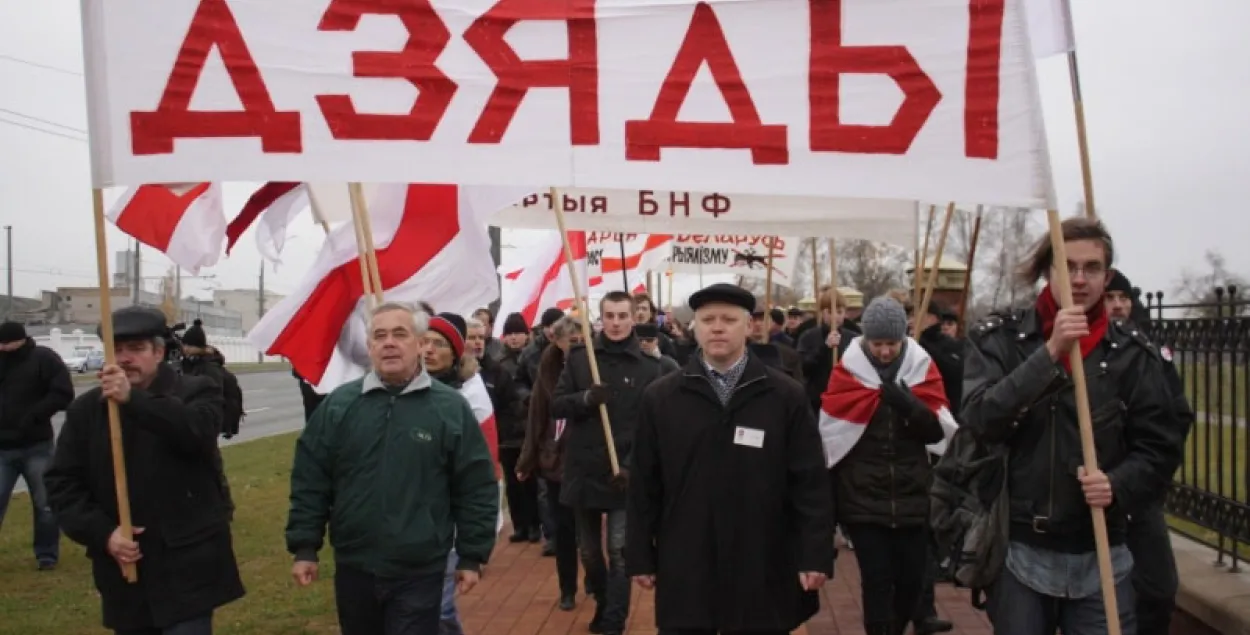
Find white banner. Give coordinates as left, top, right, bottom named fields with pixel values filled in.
left=82, top=0, right=1054, bottom=208
left=490, top=188, right=917, bottom=246
left=586, top=232, right=799, bottom=284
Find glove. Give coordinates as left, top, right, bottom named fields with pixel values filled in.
left=610, top=468, right=630, bottom=491
left=585, top=383, right=612, bottom=407
left=880, top=380, right=925, bottom=419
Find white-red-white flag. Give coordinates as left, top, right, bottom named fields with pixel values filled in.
left=818, top=337, right=959, bottom=467
left=225, top=182, right=311, bottom=266
left=107, top=183, right=225, bottom=274
left=597, top=234, right=672, bottom=292
left=455, top=372, right=507, bottom=534
left=248, top=184, right=527, bottom=393
left=493, top=231, right=589, bottom=338
left=1026, top=0, right=1075, bottom=58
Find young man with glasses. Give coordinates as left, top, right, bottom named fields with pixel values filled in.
left=961, top=217, right=1184, bottom=635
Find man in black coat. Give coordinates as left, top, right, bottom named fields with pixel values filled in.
left=0, top=321, right=74, bottom=570
left=551, top=291, right=666, bottom=635
left=627, top=283, right=835, bottom=635
left=1105, top=269, right=1193, bottom=635
left=46, top=307, right=245, bottom=634
left=961, top=218, right=1182, bottom=634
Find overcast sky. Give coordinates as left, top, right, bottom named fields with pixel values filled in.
left=2, top=0, right=1247, bottom=310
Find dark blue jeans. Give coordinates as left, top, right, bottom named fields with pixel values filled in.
left=986, top=565, right=1137, bottom=635
left=335, top=564, right=445, bottom=635
left=0, top=440, right=60, bottom=565
left=576, top=508, right=629, bottom=631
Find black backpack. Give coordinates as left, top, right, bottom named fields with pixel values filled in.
left=929, top=417, right=1010, bottom=608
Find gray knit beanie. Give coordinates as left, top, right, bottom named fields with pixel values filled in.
left=861, top=296, right=908, bottom=341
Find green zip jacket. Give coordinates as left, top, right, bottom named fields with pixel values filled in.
left=285, top=369, right=499, bottom=576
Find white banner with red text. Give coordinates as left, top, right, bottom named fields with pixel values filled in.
left=585, top=232, right=799, bottom=284
left=489, top=188, right=918, bottom=246
left=81, top=0, right=1055, bottom=208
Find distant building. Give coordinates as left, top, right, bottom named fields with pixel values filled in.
left=213, top=288, right=285, bottom=334
left=54, top=286, right=244, bottom=336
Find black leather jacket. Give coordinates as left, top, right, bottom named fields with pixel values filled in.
left=961, top=308, right=1184, bottom=553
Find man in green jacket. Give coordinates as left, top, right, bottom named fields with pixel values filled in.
left=285, top=301, right=499, bottom=635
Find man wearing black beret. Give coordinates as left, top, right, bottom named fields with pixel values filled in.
left=46, top=306, right=244, bottom=634
left=627, top=282, right=834, bottom=635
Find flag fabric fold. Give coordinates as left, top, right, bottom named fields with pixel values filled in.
left=493, top=231, right=589, bottom=338
left=225, top=182, right=310, bottom=265
left=248, top=183, right=528, bottom=393
left=458, top=373, right=505, bottom=535
left=1026, top=0, right=1074, bottom=58
left=818, top=337, right=959, bottom=468
left=596, top=234, right=672, bottom=292
left=107, top=183, right=225, bottom=274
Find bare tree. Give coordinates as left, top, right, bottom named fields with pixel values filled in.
left=1170, top=250, right=1249, bottom=317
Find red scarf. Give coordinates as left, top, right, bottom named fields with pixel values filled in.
left=1035, top=284, right=1108, bottom=370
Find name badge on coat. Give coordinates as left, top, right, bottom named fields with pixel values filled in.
left=734, top=426, right=765, bottom=448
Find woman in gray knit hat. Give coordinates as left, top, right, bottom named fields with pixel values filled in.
left=820, top=296, right=954, bottom=635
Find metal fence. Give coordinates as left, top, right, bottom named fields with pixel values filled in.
left=1143, top=285, right=1250, bottom=571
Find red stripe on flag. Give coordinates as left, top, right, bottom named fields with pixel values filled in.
left=601, top=234, right=672, bottom=272
left=115, top=183, right=212, bottom=252
left=227, top=181, right=301, bottom=254
left=268, top=184, right=460, bottom=385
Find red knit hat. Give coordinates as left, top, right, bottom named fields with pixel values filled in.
left=428, top=313, right=466, bottom=358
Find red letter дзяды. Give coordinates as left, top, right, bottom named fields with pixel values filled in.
left=463, top=0, right=599, bottom=145
left=315, top=0, right=458, bottom=141
left=808, top=0, right=940, bottom=155
left=625, top=2, right=788, bottom=165
left=130, top=0, right=301, bottom=154
left=964, top=0, right=1005, bottom=159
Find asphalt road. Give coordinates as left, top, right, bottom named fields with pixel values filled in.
left=11, top=371, right=306, bottom=495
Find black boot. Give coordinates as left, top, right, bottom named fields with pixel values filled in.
left=588, top=598, right=607, bottom=634
left=558, top=592, right=576, bottom=611
left=528, top=526, right=543, bottom=543
left=915, top=616, right=953, bottom=634
left=508, top=530, right=527, bottom=543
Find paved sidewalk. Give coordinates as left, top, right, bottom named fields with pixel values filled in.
left=460, top=527, right=993, bottom=635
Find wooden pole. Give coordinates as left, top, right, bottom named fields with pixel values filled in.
left=828, top=238, right=839, bottom=365
left=349, top=184, right=383, bottom=307
left=809, top=238, right=820, bottom=315
left=764, top=239, right=777, bottom=311
left=550, top=188, right=619, bottom=476
left=958, top=207, right=984, bottom=336
left=646, top=271, right=654, bottom=298
left=91, top=188, right=137, bottom=583
left=1069, top=52, right=1097, bottom=220
left=1045, top=208, right=1120, bottom=634
left=914, top=205, right=936, bottom=308
left=666, top=269, right=674, bottom=313
left=913, top=203, right=954, bottom=340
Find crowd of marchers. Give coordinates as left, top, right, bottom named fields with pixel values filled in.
left=0, top=216, right=1193, bottom=635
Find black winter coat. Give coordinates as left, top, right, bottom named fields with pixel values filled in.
left=796, top=324, right=855, bottom=412
left=626, top=353, right=834, bottom=632
left=0, top=339, right=74, bottom=448
left=45, top=365, right=244, bottom=630
left=482, top=352, right=527, bottom=449
left=962, top=309, right=1183, bottom=553
left=832, top=396, right=945, bottom=527
left=551, top=334, right=665, bottom=510
left=918, top=324, right=965, bottom=415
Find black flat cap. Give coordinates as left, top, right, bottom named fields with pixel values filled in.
left=98, top=306, right=168, bottom=342
left=688, top=283, right=755, bottom=313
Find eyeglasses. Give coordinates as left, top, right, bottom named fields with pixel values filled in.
left=1060, top=262, right=1106, bottom=280
left=424, top=338, right=451, bottom=349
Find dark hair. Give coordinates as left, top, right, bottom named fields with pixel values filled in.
left=1018, top=216, right=1114, bottom=284
left=632, top=292, right=655, bottom=312
left=417, top=301, right=435, bottom=316
left=472, top=307, right=493, bottom=323
left=600, top=291, right=636, bottom=314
